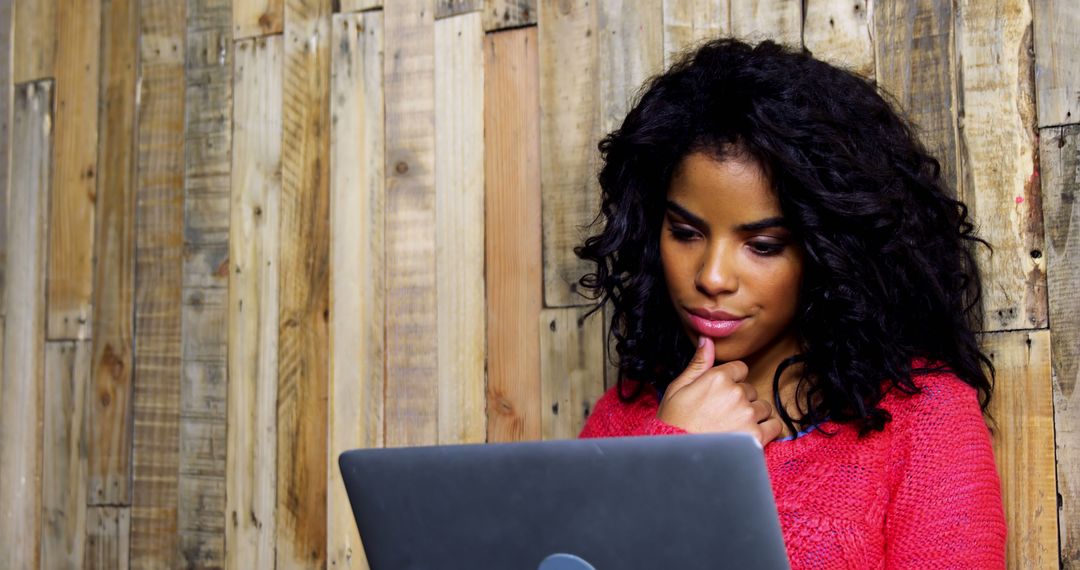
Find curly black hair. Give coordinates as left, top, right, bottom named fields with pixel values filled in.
left=574, top=38, right=993, bottom=436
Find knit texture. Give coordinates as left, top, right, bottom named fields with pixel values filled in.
left=579, top=370, right=1007, bottom=569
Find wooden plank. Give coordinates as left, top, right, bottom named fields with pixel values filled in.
left=662, top=0, right=728, bottom=68
left=328, top=12, right=384, bottom=569
left=957, top=0, right=1045, bottom=332
left=539, top=0, right=598, bottom=307
left=484, top=27, right=542, bottom=443
left=227, top=34, right=282, bottom=570
left=599, top=0, right=663, bottom=134
left=0, top=79, right=51, bottom=570
left=89, top=0, right=138, bottom=506
left=983, top=329, right=1057, bottom=569
left=0, top=0, right=12, bottom=312
left=178, top=0, right=231, bottom=566
left=803, top=0, right=874, bottom=78
left=874, top=0, right=961, bottom=197
left=482, top=0, right=535, bottom=31
left=436, top=0, right=481, bottom=19
left=277, top=0, right=331, bottom=567
left=435, top=11, right=486, bottom=445
left=539, top=306, right=605, bottom=440
left=129, top=0, right=186, bottom=566
left=340, top=0, right=382, bottom=12
left=1041, top=124, right=1080, bottom=567
left=234, top=0, right=284, bottom=39
left=729, top=0, right=801, bottom=47
left=384, top=0, right=438, bottom=447
left=12, top=0, right=54, bottom=82
left=46, top=0, right=101, bottom=340
left=41, top=340, right=90, bottom=570
left=85, top=507, right=131, bottom=570
left=1033, top=0, right=1080, bottom=127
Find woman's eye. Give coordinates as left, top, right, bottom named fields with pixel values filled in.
left=667, top=227, right=699, bottom=242
left=748, top=241, right=784, bottom=256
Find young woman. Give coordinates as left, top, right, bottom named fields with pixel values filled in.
left=575, top=39, right=1006, bottom=568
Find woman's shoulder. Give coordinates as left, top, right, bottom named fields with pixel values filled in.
left=877, top=363, right=986, bottom=434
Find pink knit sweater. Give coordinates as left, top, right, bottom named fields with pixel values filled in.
left=579, top=370, right=1007, bottom=569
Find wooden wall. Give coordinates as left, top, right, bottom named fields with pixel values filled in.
left=0, top=0, right=1073, bottom=568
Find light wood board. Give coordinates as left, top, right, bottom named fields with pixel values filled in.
left=662, top=0, right=729, bottom=68
left=539, top=306, right=605, bottom=440
left=803, top=0, right=874, bottom=79
left=1033, top=0, right=1080, bottom=127
left=85, top=506, right=131, bottom=570
left=234, top=0, right=284, bottom=39
left=484, top=26, right=542, bottom=443
left=729, top=0, right=801, bottom=47
left=483, top=0, right=536, bottom=31
left=328, top=10, right=384, bottom=570
left=12, top=0, right=54, bottom=82
left=227, top=34, right=282, bottom=570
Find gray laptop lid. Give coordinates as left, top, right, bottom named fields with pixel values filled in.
left=338, top=433, right=790, bottom=570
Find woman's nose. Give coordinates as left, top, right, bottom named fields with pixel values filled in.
left=695, top=242, right=737, bottom=295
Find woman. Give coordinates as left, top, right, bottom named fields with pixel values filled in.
left=575, top=39, right=1006, bottom=568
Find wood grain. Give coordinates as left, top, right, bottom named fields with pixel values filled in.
left=46, top=0, right=101, bottom=340
left=89, top=0, right=137, bottom=507
left=12, top=0, right=54, bottom=82
left=384, top=0, right=439, bottom=447
left=539, top=0, right=598, bottom=308
left=435, top=11, right=487, bottom=445
left=539, top=306, right=605, bottom=440
left=227, top=35, right=282, bottom=570
left=328, top=11, right=384, bottom=570
left=957, top=0, right=1045, bottom=332
left=85, top=507, right=131, bottom=570
left=662, top=0, right=728, bottom=68
left=340, top=0, right=382, bottom=12
left=436, top=0, right=481, bottom=19
left=983, top=329, right=1058, bottom=569
left=803, top=0, right=874, bottom=78
left=484, top=26, right=542, bottom=443
left=277, top=0, right=331, bottom=567
left=42, top=341, right=90, bottom=570
left=179, top=0, right=232, bottom=565
left=599, top=0, right=663, bottom=134
left=0, top=0, right=11, bottom=317
left=483, top=0, right=536, bottom=30
left=1033, top=0, right=1080, bottom=127
left=874, top=0, right=961, bottom=197
left=1040, top=125, right=1080, bottom=567
left=0, top=79, right=51, bottom=570
left=729, top=0, right=801, bottom=47
left=234, top=0, right=284, bottom=39
left=130, top=0, right=186, bottom=566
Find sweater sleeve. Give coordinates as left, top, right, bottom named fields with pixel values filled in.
left=883, top=373, right=1006, bottom=568
left=579, top=385, right=686, bottom=438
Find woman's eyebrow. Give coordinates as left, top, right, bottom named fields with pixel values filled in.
left=666, top=200, right=787, bottom=232
left=665, top=200, right=706, bottom=226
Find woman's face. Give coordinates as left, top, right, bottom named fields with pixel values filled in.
left=660, top=152, right=804, bottom=367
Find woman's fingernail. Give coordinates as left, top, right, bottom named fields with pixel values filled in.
left=698, top=336, right=706, bottom=348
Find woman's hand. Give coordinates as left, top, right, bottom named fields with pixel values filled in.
left=656, top=336, right=784, bottom=447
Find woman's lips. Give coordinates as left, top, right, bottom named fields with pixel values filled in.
left=687, top=312, right=745, bottom=337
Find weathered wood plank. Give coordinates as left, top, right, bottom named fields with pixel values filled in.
left=957, top=0, right=1045, bottom=332
left=729, top=0, right=801, bottom=47
left=41, top=340, right=90, bottom=570
left=803, top=0, right=874, bottom=79
left=0, top=0, right=13, bottom=311
left=436, top=0, right=481, bottom=19
left=0, top=79, right=51, bottom=570
left=328, top=11, right=384, bottom=570
left=484, top=26, right=542, bottom=443
left=599, top=0, right=663, bottom=134
left=340, top=0, right=382, bottom=12
left=277, top=0, right=331, bottom=567
left=12, top=0, right=54, bottom=82
left=1041, top=124, right=1080, bottom=567
left=539, top=0, right=598, bottom=307
left=662, top=0, right=728, bottom=68
left=234, top=0, right=284, bottom=39
left=1033, top=0, right=1080, bottom=127
left=482, top=0, right=535, bottom=31
left=85, top=507, right=131, bottom=570
left=129, top=0, right=186, bottom=566
left=89, top=0, right=138, bottom=507
left=384, top=0, right=438, bottom=447
left=983, top=329, right=1057, bottom=569
left=539, top=306, right=605, bottom=440
left=46, top=0, right=101, bottom=340
left=179, top=0, right=232, bottom=566
left=227, top=34, right=282, bottom=570
left=435, top=11, right=486, bottom=445
left=874, top=0, right=961, bottom=197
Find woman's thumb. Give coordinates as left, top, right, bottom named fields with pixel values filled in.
left=669, top=336, right=714, bottom=394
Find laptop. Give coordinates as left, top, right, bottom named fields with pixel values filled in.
left=338, top=433, right=790, bottom=569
